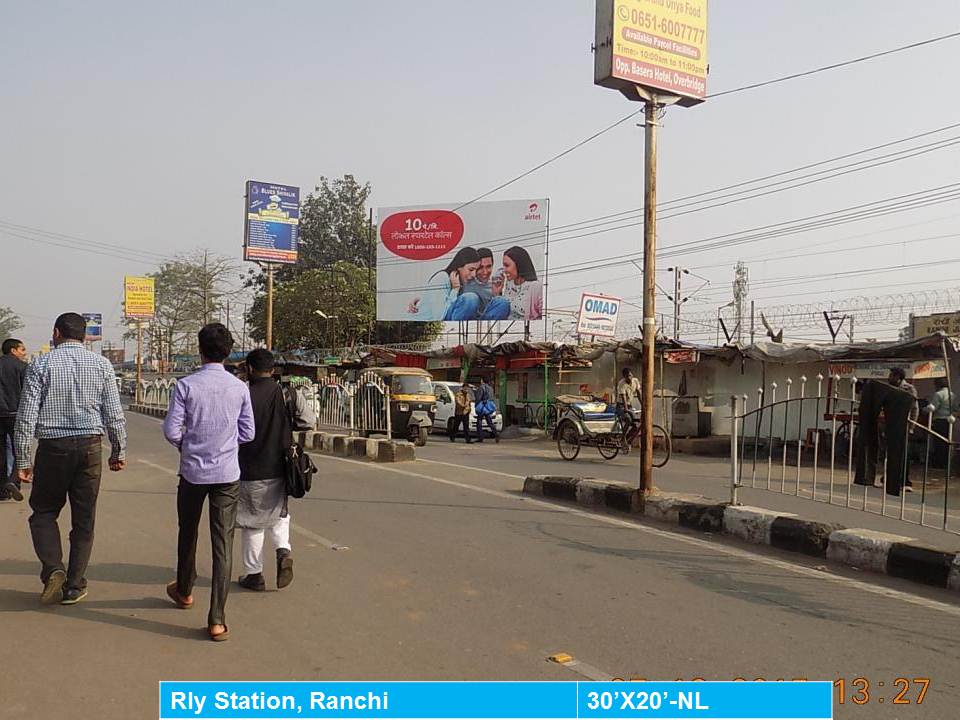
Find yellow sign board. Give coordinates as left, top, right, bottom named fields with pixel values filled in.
left=595, top=0, right=708, bottom=105
left=124, top=276, right=156, bottom=319
left=913, top=312, right=960, bottom=338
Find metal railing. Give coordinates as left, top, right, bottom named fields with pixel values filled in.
left=729, top=375, right=959, bottom=535
left=139, top=378, right=177, bottom=408
left=313, top=371, right=391, bottom=437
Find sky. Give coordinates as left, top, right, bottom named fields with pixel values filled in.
left=3, top=0, right=960, bottom=351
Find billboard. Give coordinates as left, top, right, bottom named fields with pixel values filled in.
left=124, top=276, right=155, bottom=319
left=576, top=292, right=621, bottom=338
left=376, top=199, right=548, bottom=322
left=83, top=313, right=102, bottom=342
left=595, top=0, right=708, bottom=105
left=243, top=180, right=300, bottom=264
left=912, top=312, right=960, bottom=338
left=829, top=360, right=947, bottom=380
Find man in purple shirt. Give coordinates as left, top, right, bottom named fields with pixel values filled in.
left=162, top=323, right=254, bottom=641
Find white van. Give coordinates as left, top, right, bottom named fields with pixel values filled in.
left=432, top=381, right=504, bottom=436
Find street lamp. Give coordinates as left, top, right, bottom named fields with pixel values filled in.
left=314, top=310, right=339, bottom=352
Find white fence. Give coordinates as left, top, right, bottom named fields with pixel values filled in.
left=315, top=371, right=391, bottom=437
left=139, top=378, right=177, bottom=408
left=729, top=375, right=960, bottom=535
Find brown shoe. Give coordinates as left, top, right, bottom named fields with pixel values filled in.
left=276, top=550, right=293, bottom=590
left=166, top=581, right=193, bottom=609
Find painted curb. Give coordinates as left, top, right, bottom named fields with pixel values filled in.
left=522, top=475, right=960, bottom=594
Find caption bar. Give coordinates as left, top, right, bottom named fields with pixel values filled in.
left=159, top=681, right=832, bottom=719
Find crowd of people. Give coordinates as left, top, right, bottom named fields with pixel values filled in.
left=0, top=314, right=304, bottom=641
left=447, top=377, right=499, bottom=444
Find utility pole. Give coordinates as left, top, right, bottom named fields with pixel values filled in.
left=733, top=261, right=749, bottom=344
left=135, top=320, right=142, bottom=404
left=265, top=263, right=275, bottom=351
left=750, top=300, right=756, bottom=344
left=639, top=99, right=659, bottom=495
left=242, top=304, right=248, bottom=352
left=202, top=249, right=210, bottom=324
left=368, top=208, right=374, bottom=346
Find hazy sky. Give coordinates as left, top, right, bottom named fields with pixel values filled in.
left=3, top=1, right=960, bottom=350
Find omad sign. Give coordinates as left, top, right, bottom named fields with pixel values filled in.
left=577, top=292, right=621, bottom=339
left=380, top=210, right=465, bottom=261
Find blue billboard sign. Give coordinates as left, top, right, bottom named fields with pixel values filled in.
left=243, top=180, right=300, bottom=264
left=83, top=313, right=103, bottom=342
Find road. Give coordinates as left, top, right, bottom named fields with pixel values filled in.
left=1, top=411, right=960, bottom=719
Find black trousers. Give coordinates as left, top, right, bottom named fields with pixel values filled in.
left=854, top=381, right=914, bottom=496
left=1, top=416, right=16, bottom=489
left=28, top=436, right=102, bottom=590
left=449, top=414, right=471, bottom=442
left=475, top=413, right=497, bottom=440
left=176, top=478, right=239, bottom=627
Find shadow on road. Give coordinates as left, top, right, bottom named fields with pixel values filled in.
left=0, top=559, right=210, bottom=587
left=0, top=588, right=204, bottom=640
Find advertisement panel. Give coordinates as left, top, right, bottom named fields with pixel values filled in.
left=376, top=199, right=548, bottom=322
left=83, top=313, right=102, bottom=342
left=595, top=0, right=708, bottom=105
left=243, top=180, right=300, bottom=264
left=912, top=311, right=960, bottom=338
left=828, top=359, right=947, bottom=380
left=124, top=276, right=155, bottom=319
left=576, top=292, right=621, bottom=338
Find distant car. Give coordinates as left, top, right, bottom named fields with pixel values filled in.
left=432, top=381, right=503, bottom=437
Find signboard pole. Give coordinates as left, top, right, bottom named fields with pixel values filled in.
left=640, top=99, right=658, bottom=495
left=264, top=263, right=275, bottom=351
left=135, top=320, right=143, bottom=405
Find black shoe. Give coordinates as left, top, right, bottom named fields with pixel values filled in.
left=2, top=483, right=22, bottom=502
left=40, top=570, right=66, bottom=605
left=238, top=573, right=266, bottom=591
left=60, top=587, right=88, bottom=605
left=494, top=436, right=500, bottom=443
left=277, top=549, right=293, bottom=589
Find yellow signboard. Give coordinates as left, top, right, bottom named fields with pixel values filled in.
left=595, top=0, right=708, bottom=105
left=913, top=312, right=960, bottom=338
left=124, top=276, right=156, bottom=319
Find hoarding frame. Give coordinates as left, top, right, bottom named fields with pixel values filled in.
left=594, top=0, right=708, bottom=106
left=242, top=180, right=301, bottom=265
left=123, top=276, right=155, bottom=320
left=576, top=292, right=621, bottom=339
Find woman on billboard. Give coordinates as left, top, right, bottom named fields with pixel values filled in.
left=406, top=246, right=486, bottom=321
left=493, top=246, right=543, bottom=321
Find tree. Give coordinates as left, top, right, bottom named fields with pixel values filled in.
left=0, top=306, right=23, bottom=340
left=295, top=175, right=375, bottom=272
left=246, top=174, right=440, bottom=351
left=126, top=250, right=245, bottom=367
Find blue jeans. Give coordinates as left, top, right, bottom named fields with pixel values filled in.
left=480, top=297, right=510, bottom=321
left=444, top=293, right=481, bottom=321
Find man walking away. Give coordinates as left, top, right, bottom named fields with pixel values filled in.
left=474, top=377, right=499, bottom=443
left=163, top=323, right=254, bottom=641
left=449, top=383, right=473, bottom=443
left=14, top=314, right=126, bottom=604
left=888, top=367, right=919, bottom=491
left=237, top=349, right=293, bottom=592
left=1, top=337, right=28, bottom=501
left=925, top=377, right=955, bottom=469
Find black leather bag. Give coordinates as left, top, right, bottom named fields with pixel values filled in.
left=282, top=387, right=317, bottom=498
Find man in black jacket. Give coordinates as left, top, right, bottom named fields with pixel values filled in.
left=0, top=338, right=27, bottom=501
left=237, top=349, right=293, bottom=591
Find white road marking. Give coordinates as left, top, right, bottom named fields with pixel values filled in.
left=543, top=652, right=615, bottom=681
left=418, top=458, right=525, bottom=479
left=135, top=459, right=346, bottom=550
left=313, top=453, right=960, bottom=617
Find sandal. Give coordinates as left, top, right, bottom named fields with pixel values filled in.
left=208, top=624, right=229, bottom=642
left=166, top=581, right=193, bottom=609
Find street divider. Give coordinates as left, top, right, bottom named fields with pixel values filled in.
left=128, top=405, right=415, bottom=463
left=522, top=475, right=960, bottom=594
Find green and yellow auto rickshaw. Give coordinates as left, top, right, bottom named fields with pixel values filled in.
left=358, top=367, right=437, bottom=446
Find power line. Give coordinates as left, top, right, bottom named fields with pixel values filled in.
left=377, top=121, right=960, bottom=267
left=416, top=30, right=960, bottom=219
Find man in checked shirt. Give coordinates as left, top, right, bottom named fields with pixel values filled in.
left=15, top=312, right=127, bottom=605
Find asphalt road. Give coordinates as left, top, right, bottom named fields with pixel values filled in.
left=2, top=411, right=960, bottom=719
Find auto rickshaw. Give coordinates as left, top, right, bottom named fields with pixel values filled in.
left=360, top=366, right=436, bottom=446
